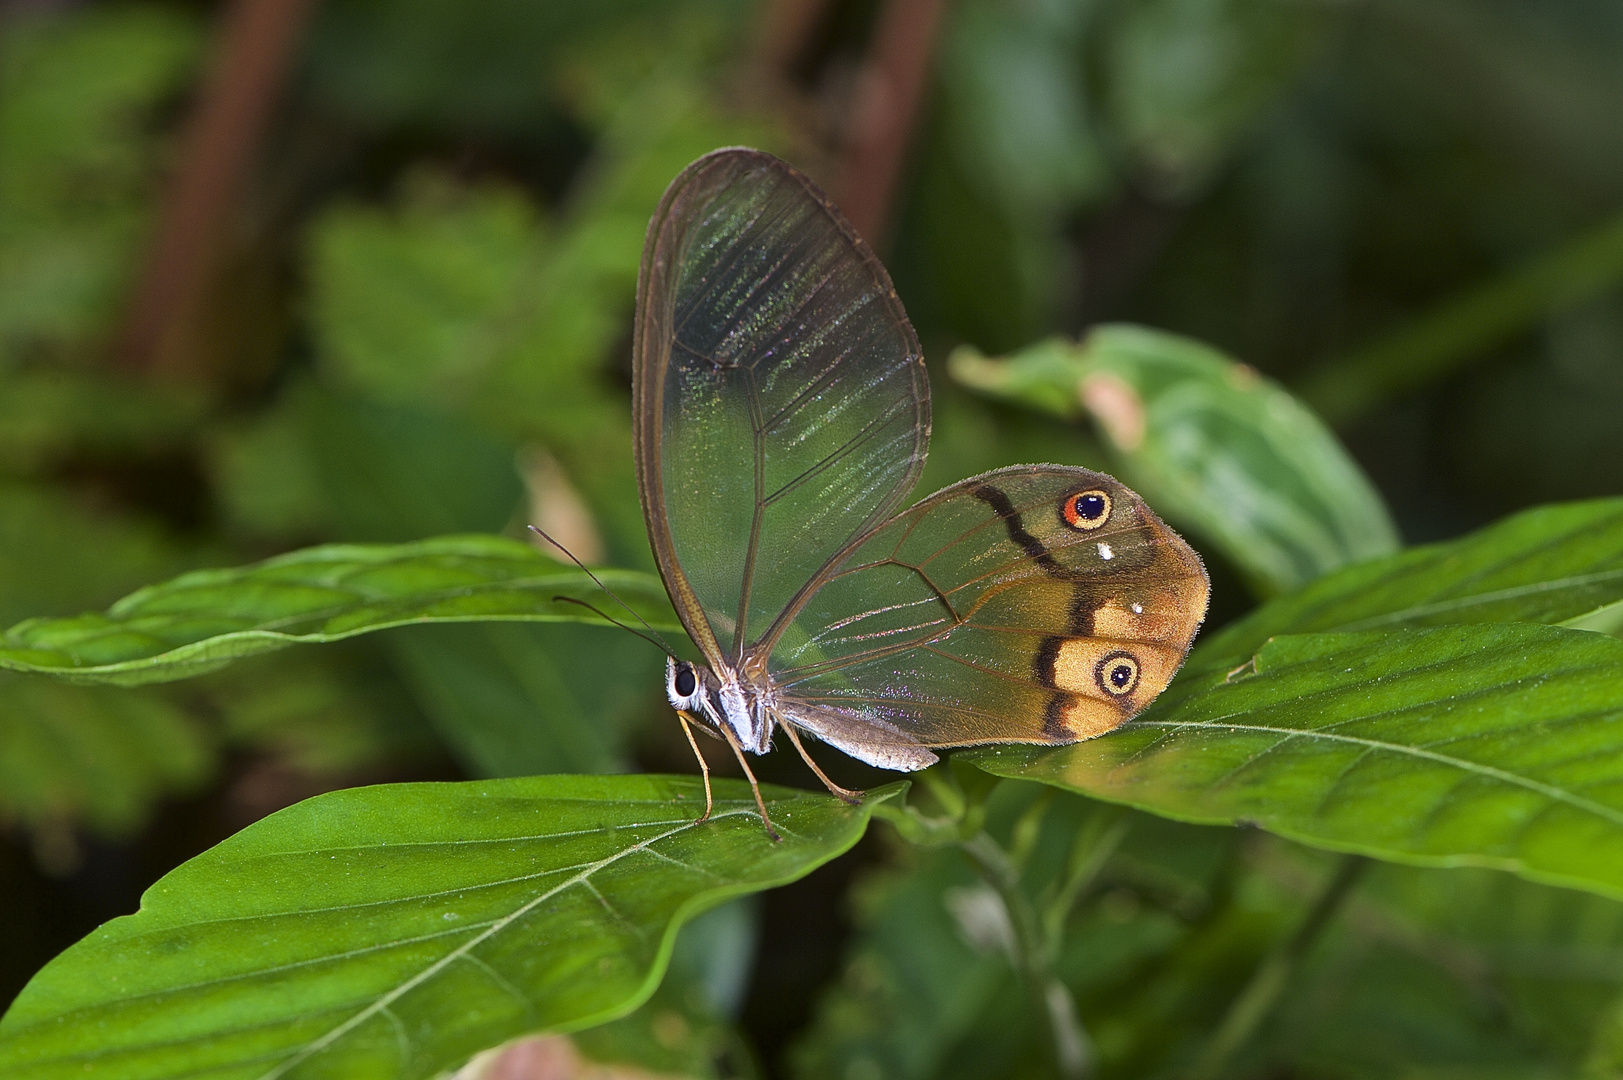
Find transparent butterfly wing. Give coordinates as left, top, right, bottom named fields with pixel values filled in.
left=634, top=149, right=928, bottom=666
left=766, top=466, right=1210, bottom=761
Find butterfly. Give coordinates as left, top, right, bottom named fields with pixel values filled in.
left=632, top=148, right=1209, bottom=836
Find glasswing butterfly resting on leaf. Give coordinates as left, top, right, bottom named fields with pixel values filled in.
left=630, top=148, right=1209, bottom=838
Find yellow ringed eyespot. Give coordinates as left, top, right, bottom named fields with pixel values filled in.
left=1096, top=651, right=1140, bottom=696
left=1062, top=489, right=1111, bottom=530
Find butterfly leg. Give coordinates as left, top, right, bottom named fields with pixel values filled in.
left=779, top=721, right=864, bottom=805
left=675, top=710, right=714, bottom=822
left=717, top=724, right=781, bottom=842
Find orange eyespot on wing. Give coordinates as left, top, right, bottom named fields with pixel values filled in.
left=1061, top=489, right=1112, bottom=531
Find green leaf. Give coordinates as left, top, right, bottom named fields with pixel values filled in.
left=798, top=787, right=1246, bottom=1080
left=1299, top=859, right=1623, bottom=1075
left=0, top=483, right=209, bottom=840
left=303, top=1, right=715, bottom=133
left=1587, top=993, right=1623, bottom=1079
left=0, top=481, right=192, bottom=627
left=1193, top=497, right=1623, bottom=670
left=0, top=673, right=209, bottom=845
left=1221, top=840, right=1623, bottom=1078
left=937, top=0, right=1109, bottom=224
left=964, top=623, right=1623, bottom=901
left=208, top=647, right=440, bottom=778
left=0, top=535, right=678, bottom=687
left=950, top=325, right=1398, bottom=594
left=562, top=900, right=758, bottom=1078
left=792, top=844, right=1005, bottom=1080
left=0, top=775, right=899, bottom=1080
left=293, top=382, right=665, bottom=779
left=300, top=79, right=789, bottom=569
left=207, top=390, right=333, bottom=541
left=385, top=623, right=657, bottom=778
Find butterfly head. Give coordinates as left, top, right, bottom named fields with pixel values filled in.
left=665, top=656, right=772, bottom=752
left=666, top=656, right=708, bottom=712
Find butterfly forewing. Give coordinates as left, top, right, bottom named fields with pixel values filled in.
left=769, top=466, right=1209, bottom=753
left=634, top=149, right=928, bottom=666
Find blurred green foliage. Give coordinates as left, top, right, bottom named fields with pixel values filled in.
left=1, top=0, right=1622, bottom=1076
left=952, top=326, right=1400, bottom=594
left=0, top=6, right=197, bottom=365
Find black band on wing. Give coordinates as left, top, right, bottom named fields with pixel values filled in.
left=1066, top=586, right=1096, bottom=636
left=1034, top=635, right=1062, bottom=687
left=1041, top=694, right=1073, bottom=740
left=973, top=484, right=1065, bottom=577
left=1033, top=635, right=1072, bottom=739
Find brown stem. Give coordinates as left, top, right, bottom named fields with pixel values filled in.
left=114, top=0, right=320, bottom=379
left=836, top=0, right=948, bottom=248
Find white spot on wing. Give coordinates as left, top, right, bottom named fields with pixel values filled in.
left=1097, top=542, right=1114, bottom=560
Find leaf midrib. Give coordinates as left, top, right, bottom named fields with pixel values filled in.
left=1329, top=567, right=1623, bottom=632
left=85, top=804, right=776, bottom=990
left=255, top=804, right=766, bottom=1080
left=93, top=571, right=599, bottom=638
left=0, top=612, right=612, bottom=676
left=16, top=797, right=811, bottom=1059
left=1128, top=719, right=1623, bottom=829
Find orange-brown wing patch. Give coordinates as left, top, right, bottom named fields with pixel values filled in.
left=766, top=464, right=1209, bottom=754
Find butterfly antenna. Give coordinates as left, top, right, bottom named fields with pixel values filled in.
left=529, top=524, right=678, bottom=655
left=550, top=595, right=676, bottom=656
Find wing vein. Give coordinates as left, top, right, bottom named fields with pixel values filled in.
left=734, top=366, right=769, bottom=659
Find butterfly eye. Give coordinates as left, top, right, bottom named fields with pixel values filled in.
left=1096, top=651, right=1140, bottom=697
left=1062, top=489, right=1112, bottom=531
left=673, top=664, right=698, bottom=698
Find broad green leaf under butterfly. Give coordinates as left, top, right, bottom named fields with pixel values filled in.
left=0, top=536, right=677, bottom=687
left=961, top=493, right=1623, bottom=906
left=950, top=325, right=1399, bottom=595
left=967, top=622, right=1623, bottom=901
left=1190, top=496, right=1623, bottom=669
left=0, top=776, right=900, bottom=1080
left=634, top=149, right=1208, bottom=774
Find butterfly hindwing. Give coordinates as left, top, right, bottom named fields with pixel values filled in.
left=633, top=149, right=928, bottom=668
left=766, top=465, right=1209, bottom=759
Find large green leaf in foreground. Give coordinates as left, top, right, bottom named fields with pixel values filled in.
left=0, top=536, right=678, bottom=686
left=967, top=623, right=1623, bottom=900
left=0, top=775, right=896, bottom=1080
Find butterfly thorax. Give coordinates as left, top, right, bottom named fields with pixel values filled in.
left=664, top=655, right=776, bottom=753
